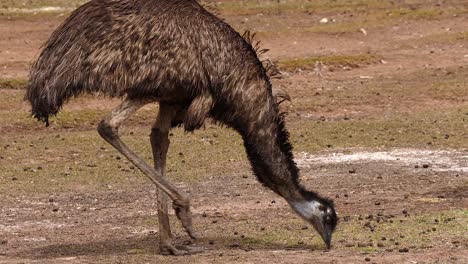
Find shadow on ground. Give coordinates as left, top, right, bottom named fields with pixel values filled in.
left=10, top=235, right=320, bottom=259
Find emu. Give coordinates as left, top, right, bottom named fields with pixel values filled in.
left=26, top=0, right=337, bottom=255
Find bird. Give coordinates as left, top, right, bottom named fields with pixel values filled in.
left=26, top=0, right=337, bottom=255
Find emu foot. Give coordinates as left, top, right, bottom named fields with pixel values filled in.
left=160, top=241, right=204, bottom=256
left=173, top=200, right=198, bottom=239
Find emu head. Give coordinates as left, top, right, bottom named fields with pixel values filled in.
left=291, top=197, right=337, bottom=249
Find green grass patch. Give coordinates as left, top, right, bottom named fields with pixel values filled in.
left=277, top=54, right=381, bottom=71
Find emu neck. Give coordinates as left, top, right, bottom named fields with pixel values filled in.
left=240, top=111, right=304, bottom=203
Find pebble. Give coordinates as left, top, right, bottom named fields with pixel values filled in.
left=399, top=248, right=409, bottom=253
left=365, top=257, right=371, bottom=262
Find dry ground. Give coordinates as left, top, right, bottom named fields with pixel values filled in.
left=0, top=0, right=467, bottom=263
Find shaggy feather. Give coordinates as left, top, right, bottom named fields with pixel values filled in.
left=26, top=0, right=332, bottom=216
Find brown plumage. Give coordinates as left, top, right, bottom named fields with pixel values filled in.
left=26, top=0, right=336, bottom=255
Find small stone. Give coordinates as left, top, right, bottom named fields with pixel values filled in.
left=374, top=202, right=381, bottom=205
left=209, top=240, right=214, bottom=245
left=12, top=177, right=18, bottom=181
left=301, top=226, right=309, bottom=230
left=52, top=208, right=59, bottom=212
left=212, top=220, right=218, bottom=224
left=422, top=164, right=430, bottom=168
left=377, top=243, right=384, bottom=247
left=399, top=248, right=409, bottom=253
left=365, top=257, right=371, bottom=262
left=202, top=212, right=207, bottom=217
left=349, top=169, right=356, bottom=174
left=402, top=210, right=408, bottom=215
left=432, top=227, right=436, bottom=232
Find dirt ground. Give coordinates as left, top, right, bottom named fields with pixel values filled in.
left=0, top=0, right=467, bottom=263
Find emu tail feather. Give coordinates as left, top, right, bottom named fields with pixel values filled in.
left=26, top=55, right=84, bottom=126
left=26, top=69, right=72, bottom=126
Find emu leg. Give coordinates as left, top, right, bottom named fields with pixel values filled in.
left=97, top=98, right=197, bottom=239
left=150, top=104, right=203, bottom=255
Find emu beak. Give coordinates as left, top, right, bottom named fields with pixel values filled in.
left=315, top=220, right=333, bottom=250
left=322, top=229, right=332, bottom=250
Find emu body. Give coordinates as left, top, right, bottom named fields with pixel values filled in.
left=26, top=0, right=337, bottom=255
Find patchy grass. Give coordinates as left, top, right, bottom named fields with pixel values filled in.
left=1, top=105, right=466, bottom=194
left=0, top=77, right=27, bottom=89
left=289, top=108, right=468, bottom=152
left=277, top=54, right=382, bottom=71
left=223, top=3, right=466, bottom=35
left=337, top=210, right=467, bottom=251
left=215, top=0, right=394, bottom=16
left=413, top=31, right=468, bottom=46
left=0, top=123, right=248, bottom=193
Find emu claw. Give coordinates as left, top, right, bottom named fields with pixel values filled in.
left=173, top=200, right=197, bottom=239
left=160, top=242, right=204, bottom=256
